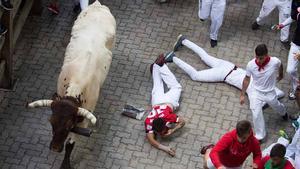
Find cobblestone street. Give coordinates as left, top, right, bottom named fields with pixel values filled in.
left=0, top=0, right=299, bottom=168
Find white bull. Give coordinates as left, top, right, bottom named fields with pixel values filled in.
left=27, top=1, right=116, bottom=168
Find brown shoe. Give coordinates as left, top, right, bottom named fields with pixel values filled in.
left=155, top=53, right=166, bottom=66
left=200, top=144, right=214, bottom=155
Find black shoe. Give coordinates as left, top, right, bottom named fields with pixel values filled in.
left=281, top=41, right=290, bottom=50
left=164, top=51, right=175, bottom=63
left=282, top=113, right=288, bottom=121
left=173, top=34, right=186, bottom=52
left=289, top=114, right=298, bottom=121
left=210, top=39, right=217, bottom=48
left=200, top=19, right=205, bottom=22
left=0, top=0, right=13, bottom=10
left=73, top=3, right=81, bottom=13
left=0, top=24, right=7, bottom=36
left=252, top=21, right=260, bottom=30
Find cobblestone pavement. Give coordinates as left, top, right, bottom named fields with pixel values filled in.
left=0, top=0, right=299, bottom=168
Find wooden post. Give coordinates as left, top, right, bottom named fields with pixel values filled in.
left=0, top=10, right=13, bottom=88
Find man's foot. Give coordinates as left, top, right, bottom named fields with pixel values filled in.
left=200, top=144, right=214, bottom=155
left=289, top=114, right=298, bottom=121
left=73, top=3, right=81, bottom=13
left=0, top=23, right=7, bottom=36
left=210, top=39, right=217, bottom=48
left=262, top=104, right=269, bottom=110
left=281, top=41, right=290, bottom=50
left=200, top=19, right=205, bottom=22
left=173, top=34, right=186, bottom=52
left=288, top=91, right=296, bottom=100
left=0, top=0, right=12, bottom=10
left=47, top=3, right=59, bottom=15
left=282, top=113, right=288, bottom=121
left=154, top=53, right=166, bottom=66
left=164, top=52, right=175, bottom=63
left=292, top=120, right=299, bottom=130
left=252, top=21, right=260, bottom=30
left=279, top=130, right=290, bottom=140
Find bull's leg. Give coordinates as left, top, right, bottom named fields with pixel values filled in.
left=60, top=140, right=75, bottom=169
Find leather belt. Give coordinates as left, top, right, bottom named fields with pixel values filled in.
left=224, top=65, right=238, bottom=81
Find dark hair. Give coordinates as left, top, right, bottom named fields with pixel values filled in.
left=152, top=118, right=166, bottom=133
left=236, top=120, right=251, bottom=137
left=270, top=144, right=286, bottom=158
left=255, top=44, right=268, bottom=57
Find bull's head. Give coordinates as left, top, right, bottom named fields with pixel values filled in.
left=27, top=95, right=96, bottom=152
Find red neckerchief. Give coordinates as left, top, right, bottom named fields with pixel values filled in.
left=255, top=56, right=270, bottom=71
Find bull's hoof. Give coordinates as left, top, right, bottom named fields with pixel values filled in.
left=60, top=160, right=73, bottom=169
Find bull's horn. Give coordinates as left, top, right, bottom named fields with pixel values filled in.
left=28, top=100, right=53, bottom=108
left=77, top=108, right=97, bottom=125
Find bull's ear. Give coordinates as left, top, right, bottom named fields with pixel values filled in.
left=52, top=93, right=61, bottom=101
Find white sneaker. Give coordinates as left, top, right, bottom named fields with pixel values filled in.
left=289, top=92, right=296, bottom=100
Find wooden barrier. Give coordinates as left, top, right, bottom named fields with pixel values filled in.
left=0, top=0, right=41, bottom=89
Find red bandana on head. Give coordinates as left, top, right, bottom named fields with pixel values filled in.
left=255, top=56, right=270, bottom=71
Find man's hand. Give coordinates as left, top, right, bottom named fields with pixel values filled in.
left=158, top=144, right=175, bottom=157
left=240, top=94, right=245, bottom=105
left=294, top=52, right=300, bottom=60
left=161, top=129, right=174, bottom=137
left=217, top=166, right=226, bottom=169
left=252, top=163, right=258, bottom=169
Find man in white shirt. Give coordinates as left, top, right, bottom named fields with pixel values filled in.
left=164, top=35, right=287, bottom=141
left=198, top=0, right=226, bottom=47
left=252, top=0, right=292, bottom=49
left=240, top=44, right=294, bottom=141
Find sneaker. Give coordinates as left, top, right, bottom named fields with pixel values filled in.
left=154, top=53, right=166, bottom=66
left=289, top=114, right=298, bottom=121
left=279, top=130, right=290, bottom=141
left=0, top=23, right=7, bottom=36
left=47, top=3, right=59, bottom=15
left=252, top=21, right=260, bottom=30
left=210, top=39, right=217, bottom=48
left=164, top=51, right=175, bottom=63
left=200, top=144, right=214, bottom=155
left=288, top=91, right=296, bottom=100
left=281, top=41, right=290, bottom=50
left=173, top=34, right=186, bottom=52
left=282, top=113, right=288, bottom=121
left=0, top=0, right=13, bottom=10
left=73, top=3, right=81, bottom=13
left=292, top=120, right=299, bottom=130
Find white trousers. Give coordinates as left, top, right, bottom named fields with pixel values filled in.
left=286, top=126, right=300, bottom=169
left=248, top=89, right=286, bottom=140
left=286, top=42, right=300, bottom=93
left=198, top=0, right=226, bottom=40
left=207, top=157, right=241, bottom=169
left=74, top=0, right=88, bottom=10
left=151, top=64, right=182, bottom=108
left=173, top=39, right=286, bottom=140
left=256, top=0, right=291, bottom=42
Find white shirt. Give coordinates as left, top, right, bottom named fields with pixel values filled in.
left=246, top=57, right=281, bottom=92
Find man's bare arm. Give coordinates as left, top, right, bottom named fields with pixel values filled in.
left=146, top=133, right=175, bottom=156
left=277, top=63, right=283, bottom=81
left=164, top=116, right=185, bottom=136
left=240, top=76, right=250, bottom=105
